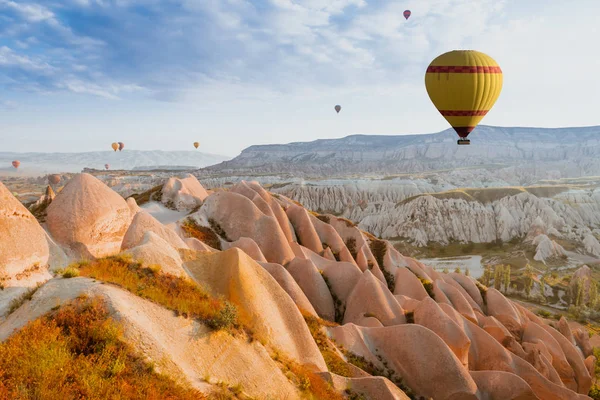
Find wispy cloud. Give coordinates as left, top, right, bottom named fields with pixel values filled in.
left=0, top=0, right=598, bottom=110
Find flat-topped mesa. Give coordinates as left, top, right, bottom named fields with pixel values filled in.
left=46, top=173, right=131, bottom=259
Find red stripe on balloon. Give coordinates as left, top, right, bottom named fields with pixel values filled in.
left=452, top=126, right=476, bottom=138
left=439, top=110, right=489, bottom=117
left=426, top=66, right=502, bottom=73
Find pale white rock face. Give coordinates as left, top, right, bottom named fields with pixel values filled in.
left=583, top=234, right=600, bottom=257
left=532, top=234, right=566, bottom=263
left=161, top=174, right=209, bottom=211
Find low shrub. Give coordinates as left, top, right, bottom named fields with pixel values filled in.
left=316, top=215, right=331, bottom=224
left=0, top=295, right=204, bottom=399
left=71, top=255, right=240, bottom=332
left=181, top=218, right=222, bottom=250
left=7, top=284, right=41, bottom=315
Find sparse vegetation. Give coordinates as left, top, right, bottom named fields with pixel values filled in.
left=70, top=255, right=240, bottom=332
left=404, top=311, right=415, bottom=323
left=381, top=269, right=396, bottom=293
left=320, top=272, right=345, bottom=324
left=181, top=218, right=222, bottom=250
left=7, top=284, right=41, bottom=315
left=316, top=215, right=331, bottom=224
left=417, top=277, right=435, bottom=300
left=209, top=218, right=230, bottom=241
left=345, top=237, right=358, bottom=259
left=301, top=311, right=350, bottom=378
left=0, top=295, right=205, bottom=399
left=129, top=184, right=163, bottom=206
left=58, top=266, right=80, bottom=278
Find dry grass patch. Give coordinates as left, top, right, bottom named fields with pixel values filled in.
left=181, top=218, right=222, bottom=250
left=129, top=184, right=164, bottom=206
left=0, top=295, right=205, bottom=400
left=301, top=310, right=351, bottom=378
left=70, top=255, right=240, bottom=332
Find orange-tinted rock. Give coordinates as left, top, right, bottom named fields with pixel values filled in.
left=449, top=273, right=485, bottom=310
left=393, top=267, right=429, bottom=301
left=161, top=174, right=208, bottom=211
left=0, top=182, right=49, bottom=278
left=441, top=274, right=483, bottom=313
left=584, top=356, right=596, bottom=380
left=485, top=288, right=524, bottom=336
left=46, top=173, right=131, bottom=258
left=318, top=259, right=362, bottom=306
left=557, top=317, right=576, bottom=346
left=395, top=295, right=421, bottom=313
left=286, top=205, right=323, bottom=254
left=522, top=321, right=576, bottom=391
left=286, top=257, right=335, bottom=321
left=319, top=372, right=411, bottom=400
left=455, top=316, right=582, bottom=400
left=223, top=237, right=267, bottom=263
left=542, top=324, right=592, bottom=394
left=414, top=297, right=471, bottom=367
left=241, top=181, right=297, bottom=243
left=344, top=270, right=406, bottom=326
left=436, top=279, right=477, bottom=323
left=470, top=370, right=538, bottom=400
left=184, top=248, right=326, bottom=371
left=329, top=323, right=478, bottom=400
left=308, top=214, right=356, bottom=265
left=122, top=211, right=186, bottom=251
left=522, top=341, right=563, bottom=385
left=259, top=261, right=318, bottom=317
left=573, top=328, right=593, bottom=358
left=199, top=192, right=294, bottom=264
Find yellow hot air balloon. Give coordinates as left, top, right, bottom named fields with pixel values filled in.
left=111, top=142, right=118, bottom=152
left=193, top=142, right=199, bottom=149
left=424, top=50, right=503, bottom=145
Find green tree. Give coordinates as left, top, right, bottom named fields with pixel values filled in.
left=589, top=280, right=598, bottom=308
left=504, top=266, right=511, bottom=292
left=575, top=278, right=584, bottom=307
left=465, top=268, right=470, bottom=277
left=494, top=265, right=503, bottom=291
left=524, top=264, right=534, bottom=298
left=454, top=267, right=461, bottom=274
left=442, top=268, right=449, bottom=274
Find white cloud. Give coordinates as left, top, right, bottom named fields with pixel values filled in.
left=0, top=0, right=54, bottom=22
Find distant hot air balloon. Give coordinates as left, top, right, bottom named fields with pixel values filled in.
left=193, top=142, right=199, bottom=149
left=12, top=160, right=20, bottom=169
left=403, top=10, right=411, bottom=20
left=424, top=50, right=503, bottom=145
left=118, top=142, right=124, bottom=151
left=105, top=164, right=110, bottom=170
left=48, top=174, right=61, bottom=185
left=335, top=105, right=341, bottom=114
left=111, top=142, right=118, bottom=152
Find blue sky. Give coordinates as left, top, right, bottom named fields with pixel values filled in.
left=0, top=0, right=598, bottom=156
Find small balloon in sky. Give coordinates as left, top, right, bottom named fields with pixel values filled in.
left=403, top=10, right=411, bottom=20
left=335, top=105, right=341, bottom=113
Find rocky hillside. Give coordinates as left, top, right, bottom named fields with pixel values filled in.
left=198, top=125, right=600, bottom=179
left=1, top=174, right=597, bottom=399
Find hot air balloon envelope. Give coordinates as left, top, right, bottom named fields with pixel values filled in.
left=105, top=164, right=110, bottom=170
left=193, top=142, right=199, bottom=149
left=12, top=161, right=20, bottom=168
left=48, top=174, right=61, bottom=185
left=335, top=105, right=341, bottom=113
left=424, top=50, right=503, bottom=145
left=403, top=10, right=411, bottom=19
left=118, top=142, right=124, bottom=151
left=111, top=142, right=118, bottom=152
